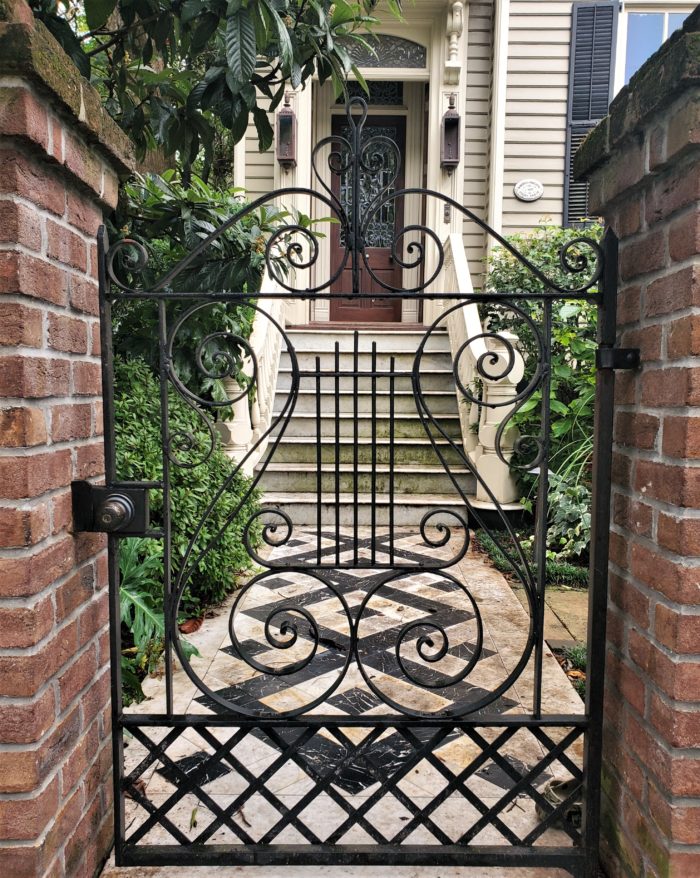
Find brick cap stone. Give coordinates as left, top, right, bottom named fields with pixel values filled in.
left=575, top=9, right=700, bottom=181
left=0, top=0, right=134, bottom=177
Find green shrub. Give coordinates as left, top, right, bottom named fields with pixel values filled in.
left=114, top=357, right=261, bottom=616
left=485, top=221, right=603, bottom=564
left=476, top=529, right=589, bottom=589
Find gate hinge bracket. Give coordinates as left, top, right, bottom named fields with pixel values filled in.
left=71, top=481, right=150, bottom=535
left=595, top=347, right=640, bottom=371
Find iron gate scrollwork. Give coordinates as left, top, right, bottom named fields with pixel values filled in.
left=90, top=98, right=623, bottom=877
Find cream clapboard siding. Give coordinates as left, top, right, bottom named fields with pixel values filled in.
left=463, top=0, right=494, bottom=288
left=244, top=97, right=275, bottom=203
left=502, top=0, right=573, bottom=234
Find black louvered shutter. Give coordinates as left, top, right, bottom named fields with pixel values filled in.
left=564, top=2, right=618, bottom=226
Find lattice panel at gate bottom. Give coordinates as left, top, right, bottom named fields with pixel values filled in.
left=121, top=722, right=585, bottom=850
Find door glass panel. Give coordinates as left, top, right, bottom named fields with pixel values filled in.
left=338, top=124, right=399, bottom=248
left=625, top=13, right=664, bottom=82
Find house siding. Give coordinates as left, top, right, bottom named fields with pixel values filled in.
left=502, top=0, right=573, bottom=234
left=244, top=97, right=275, bottom=204
left=463, top=0, right=495, bottom=288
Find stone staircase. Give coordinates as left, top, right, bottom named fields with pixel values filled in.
left=255, top=328, right=476, bottom=527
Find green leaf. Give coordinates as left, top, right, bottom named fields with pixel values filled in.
left=253, top=106, right=274, bottom=152
left=226, top=9, right=257, bottom=87
left=264, top=2, right=294, bottom=74
left=85, top=0, right=118, bottom=31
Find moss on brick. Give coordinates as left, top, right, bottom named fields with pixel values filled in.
left=0, top=8, right=132, bottom=176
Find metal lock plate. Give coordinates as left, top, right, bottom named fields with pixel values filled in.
left=71, top=481, right=150, bottom=535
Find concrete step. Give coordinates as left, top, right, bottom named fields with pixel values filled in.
left=256, top=462, right=475, bottom=496
left=260, top=491, right=471, bottom=526
left=276, top=388, right=458, bottom=416
left=264, top=436, right=466, bottom=467
left=271, top=412, right=462, bottom=440
left=285, top=327, right=449, bottom=353
left=280, top=349, right=451, bottom=372
left=275, top=368, right=455, bottom=393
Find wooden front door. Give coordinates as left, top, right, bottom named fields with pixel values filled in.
left=329, top=114, right=405, bottom=323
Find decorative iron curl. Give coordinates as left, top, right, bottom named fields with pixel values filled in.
left=359, top=135, right=401, bottom=189
left=164, top=390, right=217, bottom=469
left=228, top=603, right=321, bottom=676
left=361, top=214, right=445, bottom=293
left=105, top=238, right=149, bottom=293
left=354, top=570, right=489, bottom=715
left=419, top=509, right=470, bottom=562
left=559, top=237, right=604, bottom=292
left=243, top=507, right=294, bottom=566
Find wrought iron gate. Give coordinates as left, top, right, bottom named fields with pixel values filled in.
left=75, top=99, right=632, bottom=877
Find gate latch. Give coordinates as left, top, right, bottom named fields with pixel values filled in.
left=71, top=481, right=149, bottom=535
left=595, top=347, right=640, bottom=370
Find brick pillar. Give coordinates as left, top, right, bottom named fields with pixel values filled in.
left=0, top=2, right=132, bottom=875
left=576, top=11, right=700, bottom=878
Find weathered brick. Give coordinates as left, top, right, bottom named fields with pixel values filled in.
left=47, top=312, right=88, bottom=354
left=0, top=301, right=43, bottom=347
left=629, top=627, right=700, bottom=700
left=0, top=503, right=50, bottom=548
left=68, top=276, right=99, bottom=316
left=667, top=313, right=700, bottom=359
left=663, top=416, right=700, bottom=458
left=655, top=603, right=700, bottom=654
left=630, top=542, right=700, bottom=603
left=54, top=562, right=95, bottom=622
left=63, top=131, right=103, bottom=197
left=65, top=190, right=103, bottom=237
left=666, top=96, right=700, bottom=162
left=0, top=750, right=40, bottom=793
left=0, top=149, right=65, bottom=216
left=0, top=596, right=53, bottom=648
left=50, top=488, right=73, bottom=535
left=641, top=367, right=700, bottom=407
left=669, top=207, right=700, bottom=262
left=620, top=324, right=662, bottom=361
left=650, top=691, right=700, bottom=749
left=0, top=620, right=78, bottom=697
left=607, top=651, right=647, bottom=716
left=616, top=285, right=641, bottom=325
left=0, top=777, right=60, bottom=842
left=658, top=512, right=700, bottom=556
left=50, top=403, right=92, bottom=442
left=72, top=360, right=102, bottom=396
left=0, top=449, right=72, bottom=499
left=46, top=220, right=87, bottom=272
left=74, top=441, right=104, bottom=479
left=0, top=86, right=49, bottom=151
left=0, top=406, right=47, bottom=447
left=620, top=228, right=666, bottom=281
left=0, top=250, right=69, bottom=306
left=0, top=687, right=55, bottom=744
left=646, top=159, right=700, bottom=224
left=58, top=644, right=97, bottom=710
left=614, top=411, right=659, bottom=450
left=0, top=199, right=42, bottom=250
left=645, top=265, right=700, bottom=316
left=609, top=571, right=651, bottom=627
left=0, top=355, right=70, bottom=398
left=0, top=534, right=75, bottom=597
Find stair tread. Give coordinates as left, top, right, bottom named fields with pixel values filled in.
left=258, top=462, right=464, bottom=474
left=261, top=492, right=469, bottom=505
left=271, top=412, right=460, bottom=421
left=268, top=435, right=461, bottom=445
left=277, top=389, right=454, bottom=396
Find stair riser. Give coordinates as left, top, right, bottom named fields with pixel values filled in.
left=260, top=500, right=470, bottom=527
left=257, top=469, right=475, bottom=495
left=276, top=371, right=456, bottom=393
left=280, top=351, right=452, bottom=372
left=266, top=443, right=465, bottom=467
left=272, top=417, right=462, bottom=441
left=276, top=392, right=458, bottom=416
left=286, top=331, right=449, bottom=354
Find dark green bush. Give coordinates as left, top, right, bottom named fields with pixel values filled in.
left=114, top=356, right=261, bottom=615
left=476, top=529, right=589, bottom=589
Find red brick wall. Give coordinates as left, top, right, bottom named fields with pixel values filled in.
left=577, top=13, right=700, bottom=878
left=0, top=2, right=131, bottom=875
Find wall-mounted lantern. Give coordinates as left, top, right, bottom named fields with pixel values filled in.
left=276, top=93, right=297, bottom=169
left=440, top=93, right=460, bottom=173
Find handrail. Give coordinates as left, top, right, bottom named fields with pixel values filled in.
left=218, top=268, right=286, bottom=474
left=441, top=233, right=523, bottom=505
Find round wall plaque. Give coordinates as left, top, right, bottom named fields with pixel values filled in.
left=513, top=179, right=544, bottom=202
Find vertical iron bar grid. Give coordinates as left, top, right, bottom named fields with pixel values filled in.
left=353, top=331, right=359, bottom=565
left=315, top=356, right=322, bottom=566
left=371, top=341, right=377, bottom=565
left=583, top=229, right=618, bottom=877
left=158, top=299, right=174, bottom=715
left=533, top=299, right=553, bottom=718
left=389, top=356, right=396, bottom=564
left=335, top=341, right=341, bottom=566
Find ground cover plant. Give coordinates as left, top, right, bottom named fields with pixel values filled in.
left=483, top=221, right=603, bottom=572
left=114, top=356, right=261, bottom=703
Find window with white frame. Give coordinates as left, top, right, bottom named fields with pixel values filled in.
left=614, top=3, right=694, bottom=93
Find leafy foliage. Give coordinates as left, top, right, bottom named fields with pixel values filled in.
left=485, top=221, right=603, bottom=563
left=110, top=171, right=283, bottom=406
left=475, top=529, right=589, bottom=589
left=114, top=357, right=261, bottom=616
left=29, top=0, right=395, bottom=176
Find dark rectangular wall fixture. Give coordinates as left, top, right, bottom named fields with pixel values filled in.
left=276, top=95, right=297, bottom=168
left=441, top=96, right=461, bottom=172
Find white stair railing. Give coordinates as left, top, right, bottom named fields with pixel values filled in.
left=441, top=233, right=523, bottom=505
left=218, top=268, right=286, bottom=474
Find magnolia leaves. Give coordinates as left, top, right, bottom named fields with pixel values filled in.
left=84, top=0, right=118, bottom=31
left=226, top=7, right=257, bottom=88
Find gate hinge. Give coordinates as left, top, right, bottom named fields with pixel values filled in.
left=595, top=347, right=640, bottom=371
left=71, top=481, right=149, bottom=535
